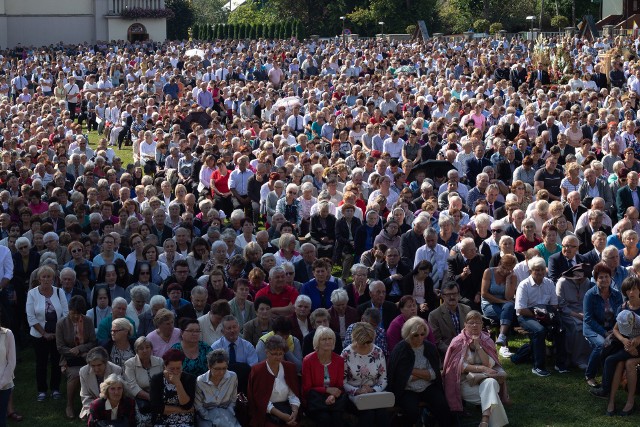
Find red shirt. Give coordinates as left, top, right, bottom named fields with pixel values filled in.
left=255, top=285, right=299, bottom=308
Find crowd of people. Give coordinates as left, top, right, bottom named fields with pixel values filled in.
left=0, top=29, right=640, bottom=426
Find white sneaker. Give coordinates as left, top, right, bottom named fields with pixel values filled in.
left=499, top=346, right=513, bottom=358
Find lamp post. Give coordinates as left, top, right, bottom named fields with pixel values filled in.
left=379, top=21, right=384, bottom=39
left=340, top=16, right=346, bottom=45
left=526, top=15, right=535, bottom=40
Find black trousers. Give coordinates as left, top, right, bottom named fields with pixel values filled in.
left=396, top=384, right=453, bottom=426
left=33, top=336, right=61, bottom=393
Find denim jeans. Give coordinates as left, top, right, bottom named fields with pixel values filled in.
left=584, top=334, right=605, bottom=380
left=482, top=301, right=516, bottom=326
left=518, top=315, right=566, bottom=370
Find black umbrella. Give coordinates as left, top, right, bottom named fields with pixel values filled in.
left=411, top=160, right=457, bottom=179
left=181, top=111, right=212, bottom=134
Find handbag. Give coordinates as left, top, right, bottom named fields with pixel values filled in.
left=266, top=401, right=293, bottom=425
left=466, top=368, right=508, bottom=386
left=349, top=391, right=395, bottom=410
left=306, top=389, right=348, bottom=412
left=90, top=419, right=128, bottom=427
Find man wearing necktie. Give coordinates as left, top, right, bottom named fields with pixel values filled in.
left=617, top=171, right=640, bottom=221
left=210, top=316, right=258, bottom=393
left=547, top=235, right=587, bottom=281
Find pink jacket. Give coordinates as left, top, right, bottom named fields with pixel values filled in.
left=441, top=330, right=501, bottom=412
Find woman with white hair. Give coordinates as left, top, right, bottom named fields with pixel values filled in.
left=87, top=373, right=135, bottom=426
left=276, top=183, right=303, bottom=230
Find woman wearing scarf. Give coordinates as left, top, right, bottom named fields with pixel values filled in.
left=442, top=310, right=509, bottom=427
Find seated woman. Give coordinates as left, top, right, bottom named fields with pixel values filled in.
left=79, top=347, right=122, bottom=419
left=56, top=295, right=96, bottom=419
left=243, top=296, right=274, bottom=347
left=88, top=374, right=136, bottom=427
left=150, top=349, right=197, bottom=427
left=341, top=322, right=389, bottom=427
left=480, top=254, right=517, bottom=358
left=96, top=297, right=136, bottom=345
left=146, top=308, right=181, bottom=357
left=195, top=349, right=241, bottom=427
left=229, top=279, right=256, bottom=333
left=514, top=218, right=541, bottom=254
left=309, top=202, right=337, bottom=259
left=301, top=326, right=346, bottom=427
left=592, top=276, right=640, bottom=415
left=386, top=295, right=436, bottom=354
left=401, top=260, right=439, bottom=319
left=443, top=310, right=509, bottom=427
left=534, top=224, right=562, bottom=264
left=388, top=317, right=452, bottom=426
left=171, top=318, right=212, bottom=377
left=123, top=336, right=164, bottom=427
left=248, top=335, right=300, bottom=427
left=328, top=289, right=359, bottom=342
left=86, top=285, right=112, bottom=334
left=256, top=316, right=303, bottom=373
left=556, top=264, right=592, bottom=371
left=103, top=317, right=136, bottom=369
left=583, top=263, right=623, bottom=388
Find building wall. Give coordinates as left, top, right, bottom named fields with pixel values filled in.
left=5, top=0, right=93, bottom=15
left=107, top=18, right=166, bottom=42
left=6, top=16, right=96, bottom=47
left=603, top=0, right=623, bottom=18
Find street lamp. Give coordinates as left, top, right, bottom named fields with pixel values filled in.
left=340, top=16, right=346, bottom=45
left=379, top=21, right=384, bottom=38
left=526, top=15, right=535, bottom=40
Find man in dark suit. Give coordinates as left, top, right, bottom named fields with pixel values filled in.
left=370, top=247, right=411, bottom=303
left=294, top=243, right=316, bottom=284
left=555, top=135, right=575, bottom=166
left=60, top=267, right=90, bottom=307
left=537, top=115, right=560, bottom=146
left=151, top=209, right=175, bottom=246
left=445, top=237, right=485, bottom=310
left=44, top=203, right=66, bottom=234
left=496, top=147, right=517, bottom=185
left=581, top=230, right=607, bottom=267
left=399, top=217, right=427, bottom=267
left=528, top=63, right=550, bottom=87
left=579, top=169, right=614, bottom=213
left=592, top=64, right=608, bottom=90
left=176, top=286, right=211, bottom=323
left=357, top=280, right=399, bottom=331
left=510, top=63, right=527, bottom=89
left=548, top=235, right=588, bottom=281
left=333, top=204, right=361, bottom=281
left=575, top=210, right=612, bottom=254
left=465, top=144, right=492, bottom=187
left=563, top=191, right=588, bottom=230
left=581, top=114, right=598, bottom=141
left=616, top=171, right=640, bottom=221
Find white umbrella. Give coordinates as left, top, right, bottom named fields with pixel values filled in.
left=185, top=48, right=205, bottom=58
left=274, top=96, right=301, bottom=114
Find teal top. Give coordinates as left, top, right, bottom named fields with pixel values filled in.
left=171, top=341, right=211, bottom=377
left=534, top=243, right=562, bottom=265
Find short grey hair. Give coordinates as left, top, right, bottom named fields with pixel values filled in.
left=527, top=256, right=547, bottom=271
left=112, top=297, right=127, bottom=309
left=368, top=280, right=385, bottom=292
left=43, top=232, right=59, bottom=243
left=134, top=336, right=153, bottom=352
left=269, top=266, right=286, bottom=280
left=60, top=267, right=76, bottom=280
left=350, top=263, right=368, bottom=275
left=129, top=285, right=151, bottom=303
left=150, top=295, right=166, bottom=307
left=295, top=295, right=312, bottom=307
left=15, top=237, right=30, bottom=249
left=312, top=326, right=336, bottom=350
left=191, top=285, right=208, bottom=298
left=330, top=288, right=348, bottom=304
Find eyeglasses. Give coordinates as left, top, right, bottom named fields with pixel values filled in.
left=285, top=272, right=294, bottom=276
left=17, top=246, right=28, bottom=250
left=111, top=329, right=124, bottom=334
left=412, top=332, right=427, bottom=338
left=442, top=293, right=459, bottom=298
left=491, top=229, right=503, bottom=234
left=139, top=271, right=150, bottom=275
left=563, top=244, right=578, bottom=248
left=211, top=366, right=228, bottom=371
left=71, top=248, right=83, bottom=254
left=185, top=329, right=201, bottom=333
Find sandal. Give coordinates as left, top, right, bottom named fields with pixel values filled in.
left=479, top=422, right=489, bottom=427
left=8, top=412, right=23, bottom=421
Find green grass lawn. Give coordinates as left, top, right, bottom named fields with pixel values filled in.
left=11, top=132, right=640, bottom=426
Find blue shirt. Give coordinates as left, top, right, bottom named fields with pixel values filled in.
left=300, top=279, right=339, bottom=311
left=211, top=336, right=258, bottom=366
left=583, top=284, right=623, bottom=338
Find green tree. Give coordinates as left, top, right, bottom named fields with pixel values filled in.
left=192, top=0, right=227, bottom=24
left=489, top=22, right=503, bottom=34
left=473, top=18, right=490, bottom=33
left=551, top=15, right=569, bottom=30
left=347, top=0, right=438, bottom=36
left=166, top=0, right=195, bottom=40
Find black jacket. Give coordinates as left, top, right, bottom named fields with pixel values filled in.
left=445, top=254, right=486, bottom=306
left=149, top=371, right=196, bottom=423
left=334, top=216, right=361, bottom=261
left=357, top=300, right=398, bottom=330
left=371, top=262, right=411, bottom=301
left=388, top=340, right=443, bottom=396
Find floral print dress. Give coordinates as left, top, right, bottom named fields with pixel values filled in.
left=341, top=344, right=388, bottom=395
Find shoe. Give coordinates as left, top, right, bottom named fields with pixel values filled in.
left=555, top=365, right=570, bottom=374
left=589, top=387, right=608, bottom=399
left=495, top=334, right=507, bottom=346
left=51, top=390, right=62, bottom=400
left=36, top=392, right=46, bottom=402
left=65, top=406, right=74, bottom=419
left=8, top=412, right=23, bottom=421
left=578, top=363, right=588, bottom=370
left=620, top=406, right=634, bottom=416
left=606, top=409, right=616, bottom=417
left=586, top=378, right=600, bottom=388
left=499, top=347, right=513, bottom=358
left=531, top=367, right=551, bottom=377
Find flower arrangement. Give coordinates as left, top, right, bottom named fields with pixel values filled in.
left=119, top=7, right=175, bottom=20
